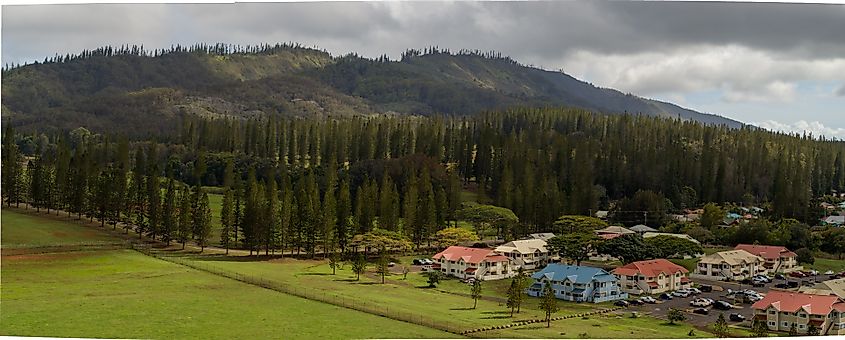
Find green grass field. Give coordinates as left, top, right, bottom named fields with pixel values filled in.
left=0, top=210, right=455, bottom=339
left=177, top=254, right=713, bottom=338
left=1, top=209, right=122, bottom=248
left=807, top=257, right=845, bottom=273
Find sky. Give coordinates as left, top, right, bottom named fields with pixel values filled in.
left=2, top=2, right=845, bottom=138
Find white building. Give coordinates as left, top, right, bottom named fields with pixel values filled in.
left=494, top=239, right=553, bottom=271
left=432, top=246, right=514, bottom=280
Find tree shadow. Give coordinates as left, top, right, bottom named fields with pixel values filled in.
left=299, top=272, right=330, bottom=276
left=481, top=315, right=512, bottom=320
left=450, top=307, right=475, bottom=311
left=481, top=310, right=510, bottom=315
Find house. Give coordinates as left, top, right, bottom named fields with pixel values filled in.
left=595, top=226, right=634, bottom=240
left=823, top=215, right=845, bottom=226
left=752, top=291, right=845, bottom=335
left=528, top=233, right=556, bottom=241
left=494, top=239, right=553, bottom=271
left=821, top=202, right=837, bottom=211
left=643, top=232, right=701, bottom=244
left=595, top=211, right=609, bottom=220
left=612, top=259, right=690, bottom=295
left=629, top=224, right=657, bottom=233
left=432, top=246, right=514, bottom=280
left=692, top=249, right=767, bottom=281
left=734, top=244, right=800, bottom=273
left=526, top=264, right=628, bottom=303
left=802, top=278, right=845, bottom=299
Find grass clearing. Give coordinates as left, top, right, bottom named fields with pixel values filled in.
left=477, top=312, right=708, bottom=338
left=807, top=257, right=845, bottom=273
left=1, top=249, right=455, bottom=339
left=1, top=209, right=121, bottom=248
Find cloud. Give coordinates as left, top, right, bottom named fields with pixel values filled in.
left=837, top=85, right=845, bottom=96
left=755, top=120, right=845, bottom=139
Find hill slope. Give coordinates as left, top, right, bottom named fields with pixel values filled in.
left=1, top=46, right=743, bottom=137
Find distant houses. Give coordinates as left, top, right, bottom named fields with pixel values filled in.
left=612, top=259, right=690, bottom=295
left=823, top=215, right=845, bottom=227
left=629, top=224, right=657, bottom=233
left=432, top=246, right=514, bottom=280
left=527, top=233, right=556, bottom=241
left=800, top=278, right=845, bottom=299
left=751, top=291, right=845, bottom=335
left=734, top=244, right=800, bottom=273
left=642, top=232, right=700, bottom=244
left=692, top=249, right=767, bottom=281
left=526, top=264, right=628, bottom=303
left=494, top=239, right=553, bottom=271
left=595, top=226, right=635, bottom=240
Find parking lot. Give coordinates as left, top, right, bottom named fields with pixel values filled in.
left=621, top=273, right=834, bottom=328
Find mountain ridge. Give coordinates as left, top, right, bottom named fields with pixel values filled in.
left=1, top=44, right=744, bottom=136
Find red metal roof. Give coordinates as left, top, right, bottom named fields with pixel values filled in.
left=465, top=268, right=477, bottom=273
left=680, top=277, right=690, bottom=283
left=752, top=291, right=844, bottom=315
left=432, top=246, right=509, bottom=265
left=647, top=281, right=659, bottom=288
left=735, top=244, right=797, bottom=260
left=612, top=259, right=689, bottom=278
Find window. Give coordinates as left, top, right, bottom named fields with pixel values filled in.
left=798, top=324, right=805, bottom=329
left=768, top=321, right=776, bottom=326
left=782, top=322, right=789, bottom=327
left=769, top=310, right=776, bottom=315
left=798, top=313, right=806, bottom=318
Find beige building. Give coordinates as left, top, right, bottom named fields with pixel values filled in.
left=494, top=239, right=553, bottom=271
left=800, top=278, right=845, bottom=299
left=612, top=259, right=691, bottom=295
left=734, top=244, right=799, bottom=273
left=692, top=249, right=767, bottom=281
left=752, top=291, right=845, bottom=335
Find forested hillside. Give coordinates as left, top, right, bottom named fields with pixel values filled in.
left=3, top=108, right=843, bottom=255
left=2, top=43, right=741, bottom=138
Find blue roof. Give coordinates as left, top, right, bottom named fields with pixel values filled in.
left=532, top=264, right=617, bottom=284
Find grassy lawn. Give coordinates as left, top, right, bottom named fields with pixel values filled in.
left=1, top=249, right=455, bottom=339
left=806, top=257, right=845, bottom=273
left=1, top=209, right=121, bottom=248
left=670, top=258, right=699, bottom=271
left=478, top=312, right=709, bottom=338
left=175, top=254, right=708, bottom=338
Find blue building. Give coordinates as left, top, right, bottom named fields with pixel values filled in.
left=526, top=264, right=628, bottom=303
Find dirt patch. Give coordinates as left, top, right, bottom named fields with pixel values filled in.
left=50, top=231, right=70, bottom=238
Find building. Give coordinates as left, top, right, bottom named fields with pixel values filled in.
left=494, top=239, right=553, bottom=271
left=692, top=249, right=767, bottom=281
left=823, top=215, right=845, bottom=226
left=595, top=226, right=635, bottom=240
left=526, top=264, right=628, bottom=303
left=432, top=246, right=514, bottom=280
left=801, top=278, right=845, bottom=299
left=642, top=232, right=701, bottom=244
left=752, top=291, right=845, bottom=335
left=528, top=233, right=556, bottom=241
left=629, top=224, right=657, bottom=233
left=612, top=259, right=690, bottom=295
left=734, top=244, right=799, bottom=273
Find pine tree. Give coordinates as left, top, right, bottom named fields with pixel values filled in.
left=336, top=176, right=352, bottom=252
left=220, top=187, right=234, bottom=254
left=2, top=128, right=23, bottom=207
left=539, top=283, right=558, bottom=327
left=177, top=188, right=192, bottom=249
left=161, top=177, right=176, bottom=245
left=195, top=192, right=212, bottom=252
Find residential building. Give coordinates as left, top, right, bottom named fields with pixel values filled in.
left=612, top=259, right=690, bottom=295
left=823, top=215, right=845, bottom=226
left=595, top=226, right=634, bottom=240
left=528, top=233, right=556, bottom=241
left=494, top=239, right=553, bottom=271
left=432, top=246, right=514, bottom=280
left=802, top=278, right=845, bottom=299
left=642, top=232, right=701, bottom=244
left=692, top=249, right=767, bottom=281
left=734, top=244, right=799, bottom=273
left=526, top=264, right=628, bottom=303
left=629, top=224, right=657, bottom=233
left=752, top=291, right=845, bottom=335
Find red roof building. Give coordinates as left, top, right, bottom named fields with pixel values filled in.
left=735, top=244, right=799, bottom=273
left=752, top=291, right=845, bottom=335
left=612, top=259, right=690, bottom=295
left=432, top=246, right=513, bottom=280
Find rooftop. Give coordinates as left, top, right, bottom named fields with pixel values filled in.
left=612, top=259, right=689, bottom=278
left=433, top=246, right=509, bottom=264
left=734, top=244, right=797, bottom=260
left=533, top=264, right=618, bottom=284
left=751, top=290, right=845, bottom=315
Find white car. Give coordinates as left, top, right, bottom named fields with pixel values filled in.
left=808, top=270, right=819, bottom=276
left=640, top=296, right=657, bottom=304
left=688, top=288, right=702, bottom=295
left=690, top=298, right=711, bottom=307
left=825, top=270, right=835, bottom=275
left=672, top=289, right=692, bottom=298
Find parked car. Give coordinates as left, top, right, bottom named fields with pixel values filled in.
left=729, top=313, right=746, bottom=322
left=701, top=298, right=715, bottom=305
left=714, top=301, right=734, bottom=310
left=787, top=281, right=800, bottom=288
left=640, top=296, right=657, bottom=304
left=688, top=288, right=702, bottom=295
left=693, top=308, right=709, bottom=315
left=789, top=271, right=807, bottom=278
left=690, top=299, right=710, bottom=307
left=752, top=281, right=765, bottom=287
left=422, top=259, right=434, bottom=265
left=699, top=284, right=713, bottom=292
left=659, top=293, right=673, bottom=300
left=615, top=300, right=630, bottom=307
left=388, top=262, right=396, bottom=267
left=672, top=289, right=692, bottom=298
left=412, top=259, right=423, bottom=265
left=753, top=275, right=771, bottom=283
left=774, top=273, right=786, bottom=280
left=824, top=270, right=835, bottom=275
left=774, top=283, right=789, bottom=289
left=808, top=270, right=819, bottom=276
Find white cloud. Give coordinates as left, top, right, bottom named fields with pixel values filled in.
left=559, top=45, right=845, bottom=104
left=755, top=120, right=845, bottom=139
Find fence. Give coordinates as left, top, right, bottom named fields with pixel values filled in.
left=131, top=244, right=468, bottom=336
